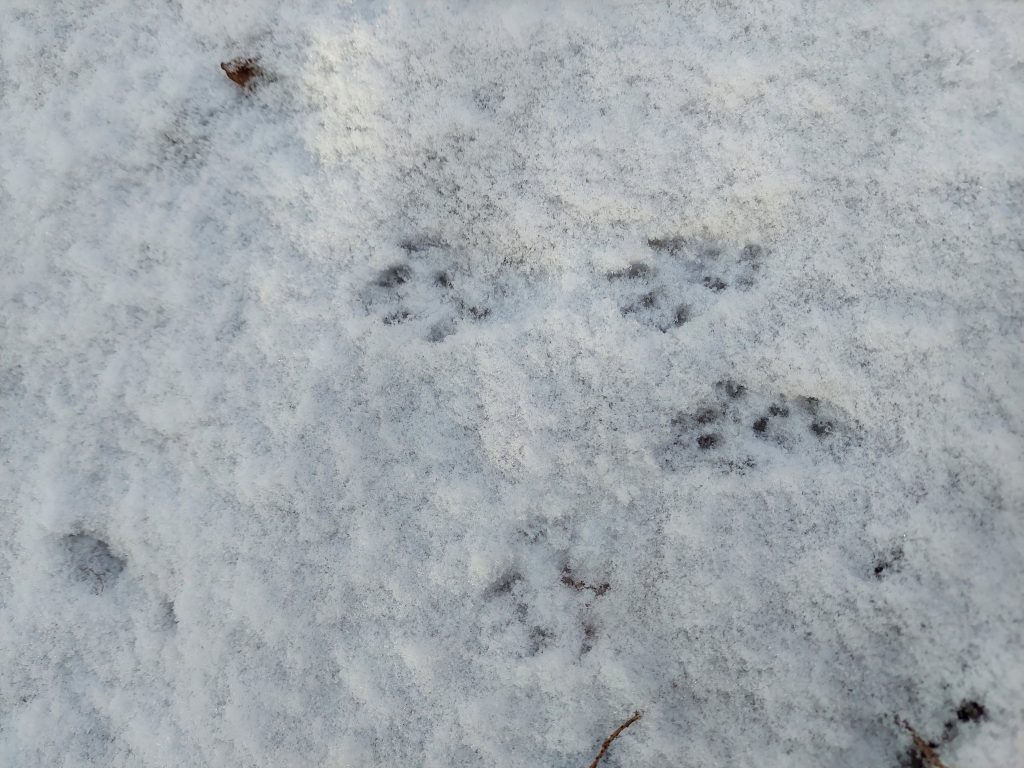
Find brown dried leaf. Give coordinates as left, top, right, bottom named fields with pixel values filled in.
left=220, top=58, right=263, bottom=89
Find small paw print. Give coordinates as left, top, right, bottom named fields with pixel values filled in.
left=361, top=240, right=494, bottom=342
left=663, top=380, right=859, bottom=471
left=606, top=237, right=766, bottom=332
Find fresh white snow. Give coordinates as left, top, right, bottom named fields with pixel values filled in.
left=1, top=1, right=1022, bottom=766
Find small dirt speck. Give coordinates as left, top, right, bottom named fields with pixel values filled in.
left=383, top=309, right=411, bottom=325
left=377, top=264, right=412, bottom=288
left=697, top=433, right=720, bottom=450
left=609, top=262, right=652, bottom=280
left=702, top=276, right=727, bottom=291
left=810, top=420, right=834, bottom=437
left=956, top=700, right=986, bottom=723
left=719, top=380, right=747, bottom=399
left=741, top=243, right=765, bottom=261
left=694, top=407, right=720, bottom=425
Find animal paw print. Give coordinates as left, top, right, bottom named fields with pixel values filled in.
left=62, top=533, right=126, bottom=594
left=480, top=569, right=555, bottom=658
left=607, top=238, right=765, bottom=331
left=662, top=380, right=859, bottom=471
left=560, top=562, right=611, bottom=656
left=362, top=239, right=492, bottom=342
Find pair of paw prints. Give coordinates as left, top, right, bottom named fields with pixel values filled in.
left=662, top=380, right=859, bottom=471
left=607, top=238, right=764, bottom=331
left=362, top=239, right=493, bottom=342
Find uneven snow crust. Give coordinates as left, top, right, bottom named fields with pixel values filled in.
left=1, top=1, right=1022, bottom=766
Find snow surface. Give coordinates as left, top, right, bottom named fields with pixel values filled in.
left=1, top=1, right=1023, bottom=766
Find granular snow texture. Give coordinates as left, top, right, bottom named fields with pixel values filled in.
left=1, top=2, right=1022, bottom=767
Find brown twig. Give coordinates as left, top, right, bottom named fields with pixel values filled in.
left=588, top=710, right=643, bottom=768
left=895, top=715, right=950, bottom=768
